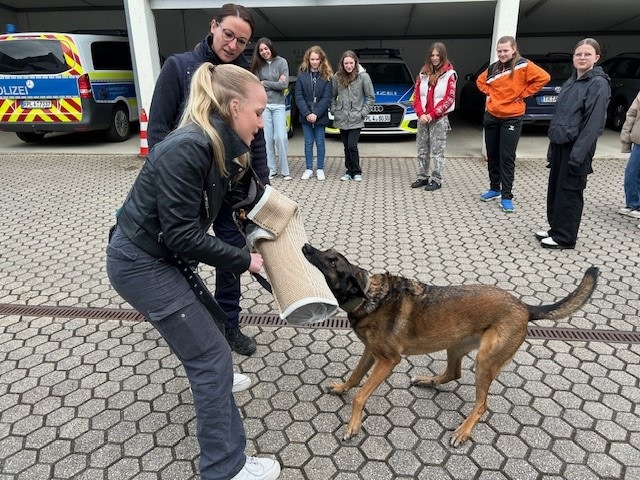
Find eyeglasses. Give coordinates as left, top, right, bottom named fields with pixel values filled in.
left=216, top=22, right=250, bottom=48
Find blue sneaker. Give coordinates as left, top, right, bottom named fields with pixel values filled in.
left=501, top=199, right=515, bottom=213
left=480, top=189, right=501, bottom=202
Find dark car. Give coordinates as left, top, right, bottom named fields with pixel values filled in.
left=459, top=53, right=574, bottom=124
left=599, top=52, right=640, bottom=131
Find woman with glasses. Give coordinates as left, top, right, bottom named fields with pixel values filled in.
left=147, top=3, right=266, bottom=360
left=535, top=38, right=611, bottom=249
left=250, top=37, right=292, bottom=180
left=476, top=36, right=550, bottom=213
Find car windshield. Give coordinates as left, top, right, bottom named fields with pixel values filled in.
left=0, top=39, right=68, bottom=74
left=361, top=62, right=413, bottom=84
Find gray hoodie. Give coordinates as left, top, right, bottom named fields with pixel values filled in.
left=330, top=66, right=376, bottom=130
left=256, top=56, right=289, bottom=105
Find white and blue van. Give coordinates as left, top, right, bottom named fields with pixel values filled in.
left=0, top=31, right=138, bottom=142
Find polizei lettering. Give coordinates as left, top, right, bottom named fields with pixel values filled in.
left=0, top=85, right=29, bottom=96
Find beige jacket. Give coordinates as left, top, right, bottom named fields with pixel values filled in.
left=621, top=91, right=640, bottom=153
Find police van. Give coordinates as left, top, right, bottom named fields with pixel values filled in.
left=0, top=31, right=138, bottom=142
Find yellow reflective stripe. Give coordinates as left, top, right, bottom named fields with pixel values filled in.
left=90, top=72, right=135, bottom=81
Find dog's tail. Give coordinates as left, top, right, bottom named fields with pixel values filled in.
left=527, top=266, right=599, bottom=321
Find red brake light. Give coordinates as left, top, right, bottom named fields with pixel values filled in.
left=78, top=74, right=92, bottom=99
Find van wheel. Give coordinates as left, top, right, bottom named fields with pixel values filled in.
left=16, top=132, right=45, bottom=143
left=610, top=101, right=627, bottom=131
left=105, top=105, right=130, bottom=142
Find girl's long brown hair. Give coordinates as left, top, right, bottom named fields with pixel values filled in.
left=335, top=50, right=360, bottom=87
left=420, top=42, right=451, bottom=86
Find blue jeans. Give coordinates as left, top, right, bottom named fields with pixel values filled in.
left=263, top=103, right=289, bottom=176
left=106, top=226, right=246, bottom=480
left=624, top=143, right=640, bottom=210
left=301, top=122, right=326, bottom=170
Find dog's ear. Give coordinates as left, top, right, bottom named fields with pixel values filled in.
left=347, top=268, right=369, bottom=298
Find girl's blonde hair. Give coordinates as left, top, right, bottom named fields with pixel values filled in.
left=299, top=45, right=333, bottom=80
left=177, top=62, right=260, bottom=176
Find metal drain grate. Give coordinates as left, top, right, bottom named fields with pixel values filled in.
left=1, top=303, right=639, bottom=344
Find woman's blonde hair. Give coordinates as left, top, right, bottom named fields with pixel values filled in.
left=177, top=62, right=260, bottom=176
left=299, top=45, right=333, bottom=80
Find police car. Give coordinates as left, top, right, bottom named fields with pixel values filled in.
left=327, top=48, right=417, bottom=135
left=0, top=31, right=138, bottom=142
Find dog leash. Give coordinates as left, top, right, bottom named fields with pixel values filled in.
left=251, top=272, right=273, bottom=294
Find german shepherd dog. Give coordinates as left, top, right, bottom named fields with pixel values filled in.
left=301, top=244, right=598, bottom=447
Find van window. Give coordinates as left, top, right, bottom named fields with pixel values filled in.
left=0, top=39, right=68, bottom=74
left=91, top=41, right=132, bottom=70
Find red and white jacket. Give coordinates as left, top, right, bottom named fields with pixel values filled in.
left=413, top=62, right=457, bottom=120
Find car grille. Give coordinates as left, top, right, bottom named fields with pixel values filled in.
left=365, top=104, right=404, bottom=128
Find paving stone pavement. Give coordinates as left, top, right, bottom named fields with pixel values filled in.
left=1, top=150, right=639, bottom=480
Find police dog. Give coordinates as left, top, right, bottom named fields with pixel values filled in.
left=301, top=244, right=598, bottom=447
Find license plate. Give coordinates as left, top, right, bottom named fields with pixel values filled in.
left=21, top=100, right=52, bottom=109
left=541, top=95, right=557, bottom=103
left=366, top=114, right=390, bottom=123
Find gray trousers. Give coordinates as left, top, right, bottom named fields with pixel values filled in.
left=106, top=226, right=246, bottom=480
left=415, top=116, right=450, bottom=185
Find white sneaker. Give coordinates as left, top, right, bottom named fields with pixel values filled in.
left=316, top=169, right=325, bottom=181
left=231, top=456, right=281, bottom=480
left=353, top=174, right=363, bottom=182
left=282, top=175, right=292, bottom=181
left=232, top=373, right=251, bottom=393
left=534, top=230, right=549, bottom=241
left=301, top=169, right=313, bottom=180
left=618, top=207, right=632, bottom=215
left=629, top=210, right=640, bottom=219
left=340, top=174, right=351, bottom=181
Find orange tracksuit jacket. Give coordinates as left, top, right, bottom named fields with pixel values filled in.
left=476, top=57, right=550, bottom=118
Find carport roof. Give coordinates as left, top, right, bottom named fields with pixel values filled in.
left=1, top=0, right=639, bottom=40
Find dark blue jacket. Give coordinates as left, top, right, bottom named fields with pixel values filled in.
left=547, top=66, right=611, bottom=172
left=148, top=35, right=269, bottom=184
left=294, top=71, right=332, bottom=126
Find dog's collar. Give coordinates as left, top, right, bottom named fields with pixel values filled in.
left=340, top=277, right=371, bottom=313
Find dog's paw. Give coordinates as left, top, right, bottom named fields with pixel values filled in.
left=341, top=424, right=361, bottom=441
left=450, top=426, right=472, bottom=448
left=410, top=376, right=438, bottom=387
left=327, top=382, right=350, bottom=395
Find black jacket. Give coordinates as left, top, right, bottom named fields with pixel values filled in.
left=294, top=71, right=333, bottom=126
left=148, top=35, right=269, bottom=184
left=547, top=66, right=611, bottom=171
left=117, top=115, right=251, bottom=273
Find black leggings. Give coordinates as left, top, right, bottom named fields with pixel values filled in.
left=340, top=128, right=362, bottom=176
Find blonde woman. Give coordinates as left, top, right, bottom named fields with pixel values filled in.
left=107, top=63, right=281, bottom=480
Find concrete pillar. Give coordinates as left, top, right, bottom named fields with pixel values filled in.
left=123, top=0, right=161, bottom=118
left=489, top=0, right=521, bottom=61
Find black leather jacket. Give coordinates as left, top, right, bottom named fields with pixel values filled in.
left=117, top=115, right=251, bottom=273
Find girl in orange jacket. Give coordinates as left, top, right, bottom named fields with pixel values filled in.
left=476, top=36, right=550, bottom=213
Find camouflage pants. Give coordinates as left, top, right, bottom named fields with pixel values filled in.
left=416, top=116, right=450, bottom=185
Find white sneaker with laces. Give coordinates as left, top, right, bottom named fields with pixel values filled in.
left=316, top=169, right=325, bottom=180
left=301, top=169, right=313, bottom=180
left=231, top=456, right=281, bottom=480
left=232, top=373, right=251, bottom=393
